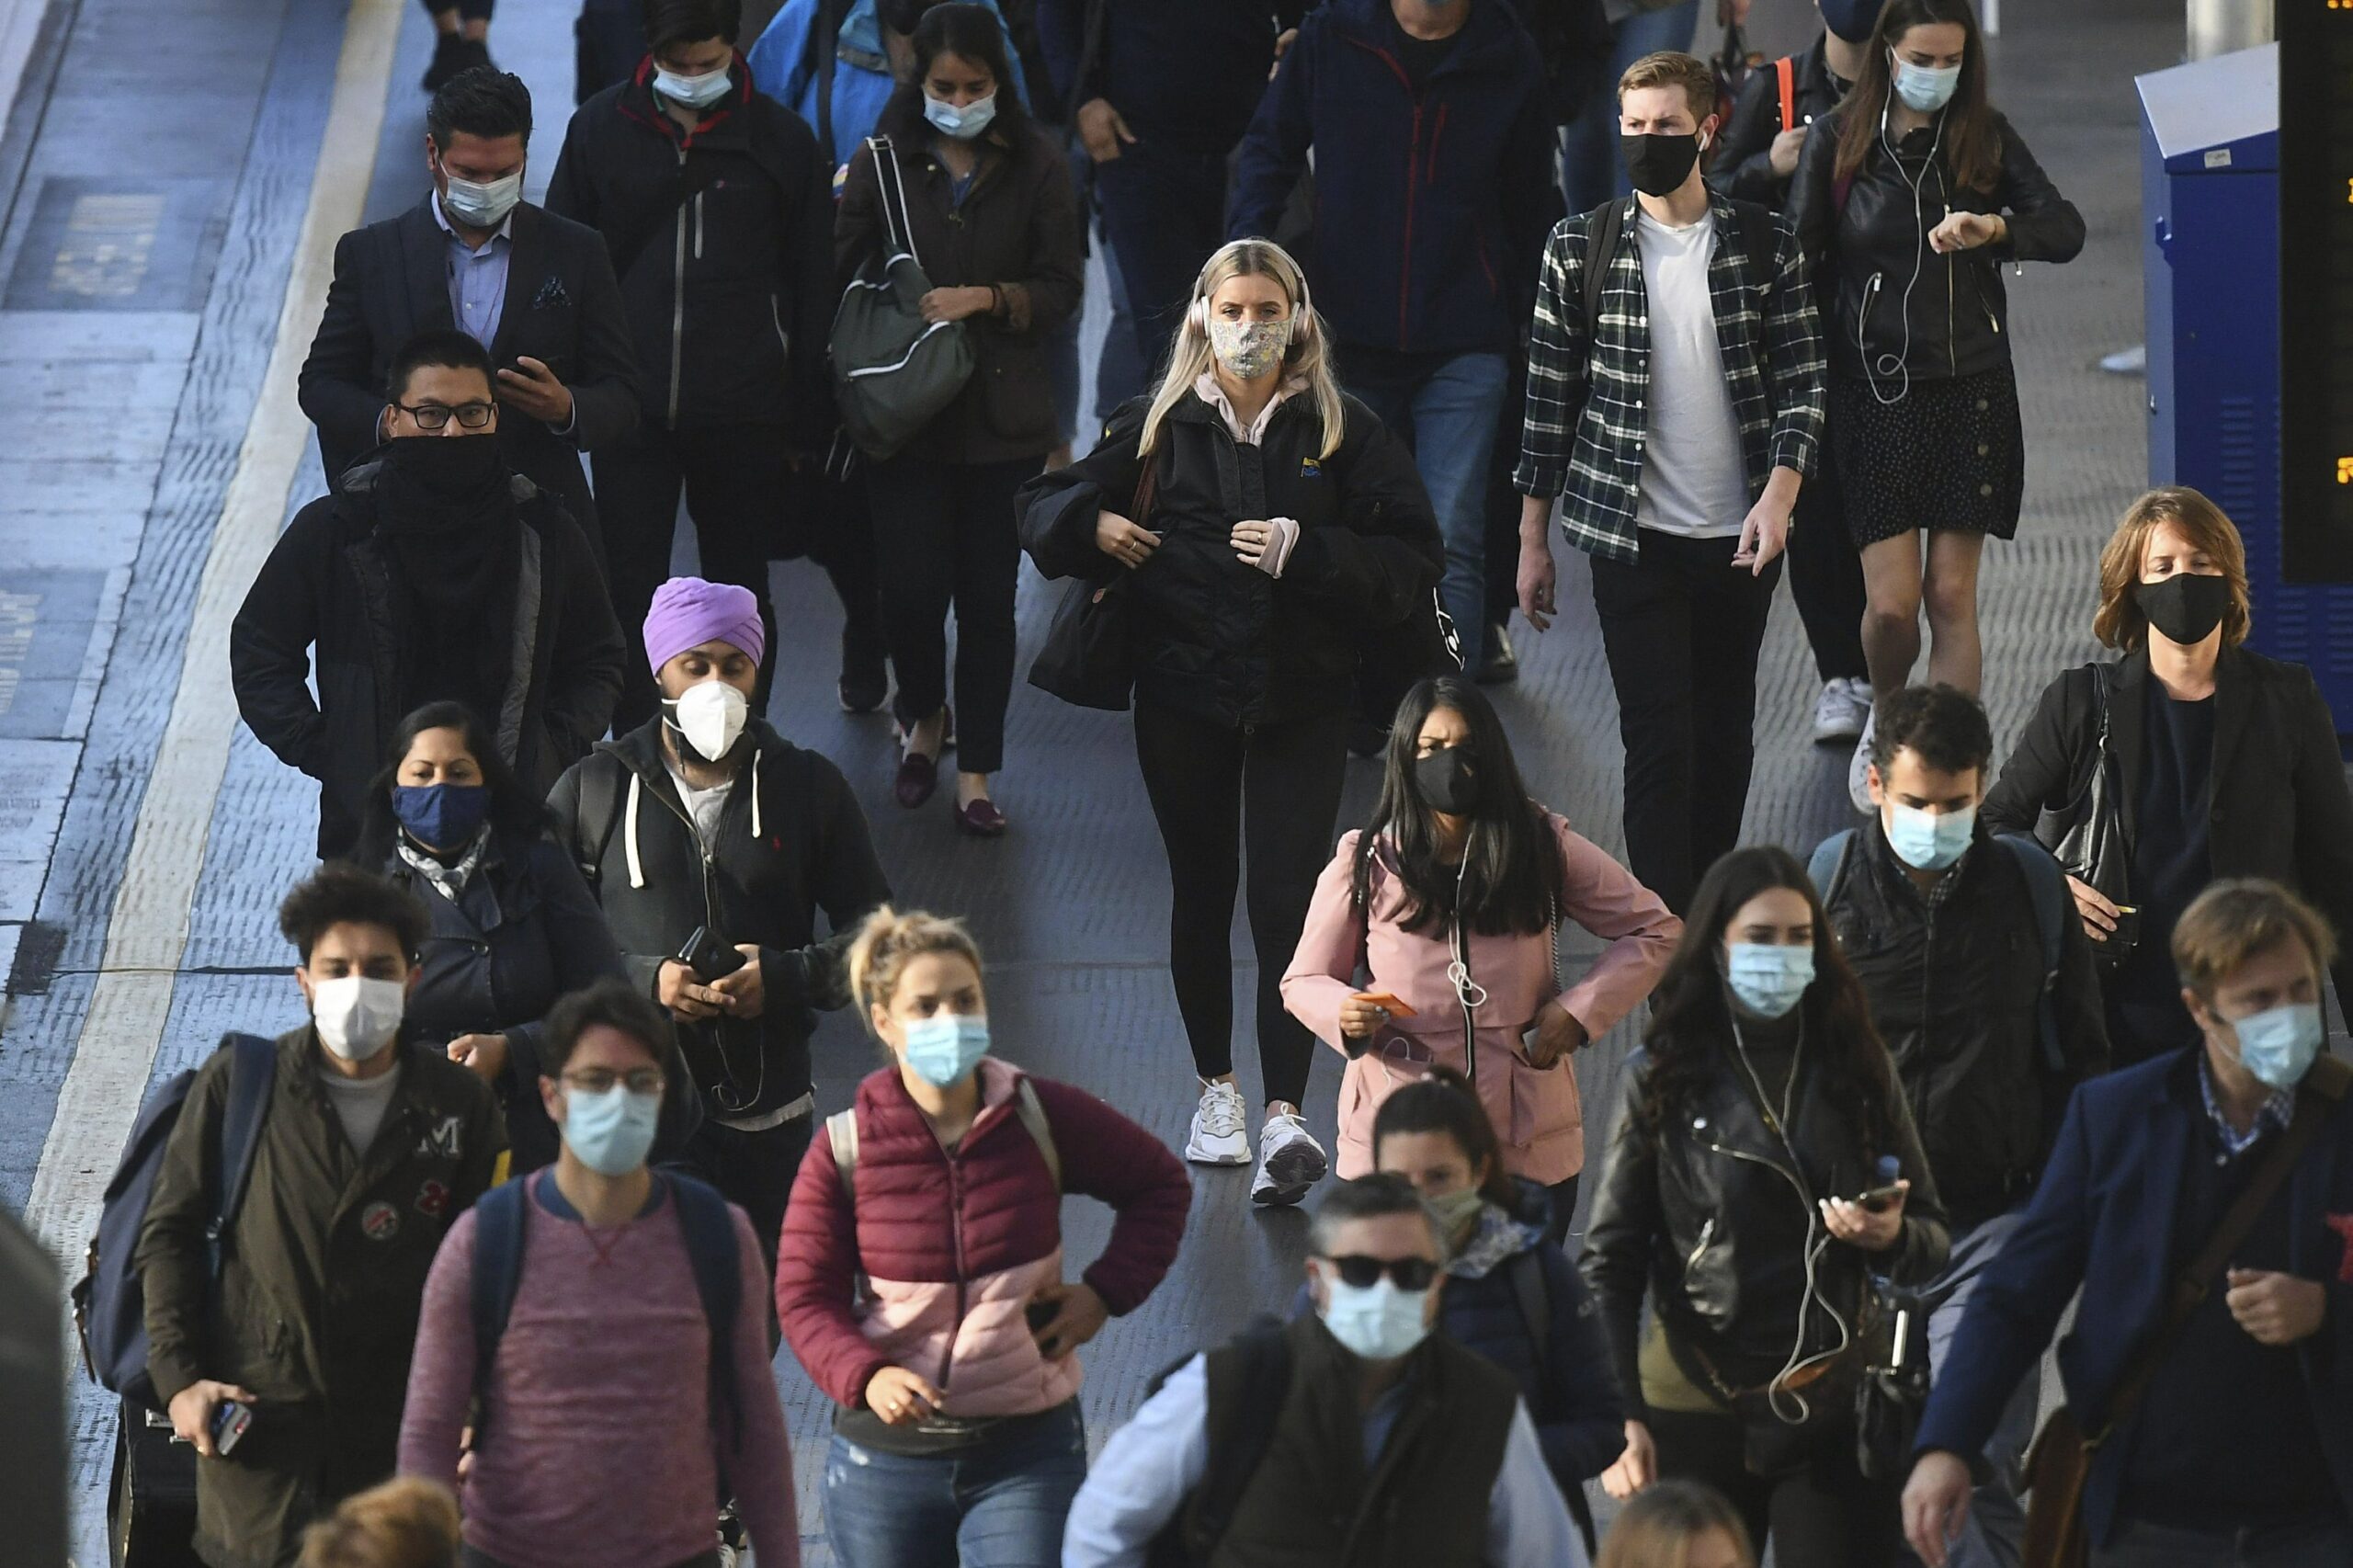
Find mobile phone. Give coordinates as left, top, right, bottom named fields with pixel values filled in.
left=211, top=1399, right=253, bottom=1457
left=1025, top=1300, right=1059, bottom=1336
left=677, top=926, right=747, bottom=983
left=1853, top=1183, right=1906, bottom=1214
left=1352, top=992, right=1418, bottom=1018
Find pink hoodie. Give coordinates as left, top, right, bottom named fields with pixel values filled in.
left=1282, top=813, right=1681, bottom=1184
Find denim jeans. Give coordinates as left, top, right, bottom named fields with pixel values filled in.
left=1921, top=1210, right=2038, bottom=1568
left=1347, top=350, right=1510, bottom=673
left=2089, top=1517, right=2353, bottom=1568
left=1560, top=1, right=1703, bottom=213
left=823, top=1402, right=1088, bottom=1568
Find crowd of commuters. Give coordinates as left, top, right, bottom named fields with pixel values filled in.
left=98, top=0, right=2353, bottom=1566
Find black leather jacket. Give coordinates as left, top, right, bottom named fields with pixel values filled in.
left=1708, top=35, right=1849, bottom=211
left=1819, top=822, right=2109, bottom=1228
left=1790, top=106, right=2084, bottom=383
left=1582, top=1020, right=1949, bottom=1423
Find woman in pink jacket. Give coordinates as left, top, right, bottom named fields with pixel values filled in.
left=776, top=906, right=1190, bottom=1568
left=1283, top=676, right=1681, bottom=1237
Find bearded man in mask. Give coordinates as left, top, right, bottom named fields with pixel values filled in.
left=137, top=865, right=507, bottom=1568
left=549, top=575, right=892, bottom=1289
left=233, top=329, right=627, bottom=861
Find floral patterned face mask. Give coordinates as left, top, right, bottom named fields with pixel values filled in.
left=1207, top=313, right=1295, bottom=381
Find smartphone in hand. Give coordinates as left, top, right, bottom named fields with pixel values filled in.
left=210, top=1399, right=253, bottom=1457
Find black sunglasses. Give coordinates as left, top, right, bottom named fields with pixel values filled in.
left=1321, top=1255, right=1440, bottom=1291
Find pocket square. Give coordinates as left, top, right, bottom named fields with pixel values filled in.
left=532, top=275, right=571, bottom=310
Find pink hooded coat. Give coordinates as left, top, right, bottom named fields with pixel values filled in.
left=1282, top=813, right=1680, bottom=1184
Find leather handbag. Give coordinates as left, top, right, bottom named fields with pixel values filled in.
left=829, top=136, right=975, bottom=460
left=2018, top=1053, right=2351, bottom=1566
left=2040, top=663, right=2134, bottom=972
left=1028, top=457, right=1156, bottom=711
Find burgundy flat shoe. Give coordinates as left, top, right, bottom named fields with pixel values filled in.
left=894, top=750, right=938, bottom=809
left=951, top=797, right=1007, bottom=837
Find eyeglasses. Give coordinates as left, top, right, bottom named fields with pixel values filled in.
left=562, top=1069, right=665, bottom=1096
left=397, top=400, right=496, bottom=430
left=1320, top=1255, right=1439, bottom=1291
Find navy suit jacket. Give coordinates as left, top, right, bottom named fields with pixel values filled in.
left=1915, top=1048, right=2353, bottom=1544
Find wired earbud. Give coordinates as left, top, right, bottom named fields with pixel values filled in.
left=1859, top=75, right=1947, bottom=408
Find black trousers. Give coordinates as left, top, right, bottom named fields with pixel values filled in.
left=1648, top=1407, right=1904, bottom=1568
left=865, top=453, right=1039, bottom=775
left=1787, top=447, right=1868, bottom=685
left=674, top=1111, right=813, bottom=1306
left=596, top=424, right=781, bottom=731
left=1589, top=529, right=1781, bottom=916
left=1132, top=700, right=1349, bottom=1109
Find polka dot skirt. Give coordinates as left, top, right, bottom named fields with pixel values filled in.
left=1829, top=367, right=2027, bottom=546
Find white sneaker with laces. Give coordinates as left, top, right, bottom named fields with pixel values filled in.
left=1812, top=677, right=1870, bottom=744
left=1186, top=1080, right=1250, bottom=1165
left=1251, top=1113, right=1328, bottom=1207
left=1847, top=708, right=1878, bottom=814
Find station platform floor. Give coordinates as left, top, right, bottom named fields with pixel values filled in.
left=0, top=0, right=2183, bottom=1558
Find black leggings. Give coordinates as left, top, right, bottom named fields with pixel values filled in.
left=1646, top=1407, right=1904, bottom=1568
left=1132, top=701, right=1349, bottom=1108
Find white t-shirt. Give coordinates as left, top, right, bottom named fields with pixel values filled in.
left=1631, top=209, right=1751, bottom=540
left=665, top=762, right=732, bottom=846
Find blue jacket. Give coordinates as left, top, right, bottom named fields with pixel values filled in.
left=746, top=0, right=1028, bottom=177
left=1228, top=0, right=1562, bottom=356
left=1915, top=1050, right=2353, bottom=1545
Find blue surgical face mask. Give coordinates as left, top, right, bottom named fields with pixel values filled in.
left=392, top=781, right=489, bottom=850
left=2228, top=1003, right=2324, bottom=1093
left=1726, top=942, right=1814, bottom=1019
left=1319, top=1276, right=1431, bottom=1361
left=562, top=1084, right=664, bottom=1177
left=1891, top=53, right=1961, bottom=113
left=923, top=92, right=995, bottom=141
left=902, top=1012, right=990, bottom=1087
left=1883, top=801, right=1975, bottom=872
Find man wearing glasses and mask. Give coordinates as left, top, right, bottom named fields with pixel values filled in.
left=233, top=329, right=626, bottom=860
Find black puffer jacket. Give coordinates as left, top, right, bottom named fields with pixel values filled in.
left=1790, top=107, right=2084, bottom=383
left=1017, top=390, right=1442, bottom=728
left=545, top=60, right=835, bottom=440
left=1582, top=1021, right=1948, bottom=1428
left=545, top=716, right=892, bottom=1120
left=1817, top=822, right=2109, bottom=1229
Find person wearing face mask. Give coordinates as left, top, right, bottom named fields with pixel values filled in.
left=1582, top=846, right=1946, bottom=1565
left=1785, top=0, right=2083, bottom=815
left=301, top=69, right=642, bottom=553
left=1284, top=676, right=1678, bottom=1234
left=833, top=4, right=1082, bottom=835
left=777, top=907, right=1189, bottom=1568
left=547, top=0, right=859, bottom=734
left=136, top=867, right=506, bottom=1568
left=1515, top=51, right=1826, bottom=919
left=1906, top=880, right=2353, bottom=1568
left=1063, top=1173, right=1585, bottom=1568
left=1812, top=683, right=2106, bottom=1568
left=399, top=980, right=801, bottom=1568
left=550, top=576, right=892, bottom=1290
left=1984, top=488, right=2353, bottom=1067
left=352, top=701, right=704, bottom=1175
left=1019, top=239, right=1441, bottom=1205
left=1230, top=0, right=1563, bottom=683
left=1362, top=1071, right=1626, bottom=1551
left=235, top=331, right=627, bottom=861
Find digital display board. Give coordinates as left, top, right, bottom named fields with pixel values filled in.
left=2280, top=1, right=2353, bottom=580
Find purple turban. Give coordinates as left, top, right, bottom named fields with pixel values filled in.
left=643, top=576, right=765, bottom=675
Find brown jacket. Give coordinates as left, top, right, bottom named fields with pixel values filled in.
left=835, top=119, right=1083, bottom=464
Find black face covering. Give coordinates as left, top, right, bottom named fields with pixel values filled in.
left=1413, top=746, right=1480, bottom=815
left=2135, top=573, right=2230, bottom=647
left=385, top=431, right=506, bottom=497
left=1620, top=131, right=1701, bottom=198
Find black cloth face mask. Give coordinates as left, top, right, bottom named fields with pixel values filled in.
left=385, top=431, right=506, bottom=498
left=1413, top=746, right=1481, bottom=815
left=2134, top=572, right=2230, bottom=647
left=1620, top=131, right=1701, bottom=198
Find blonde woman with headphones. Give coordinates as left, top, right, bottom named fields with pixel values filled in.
left=1018, top=237, right=1443, bottom=1207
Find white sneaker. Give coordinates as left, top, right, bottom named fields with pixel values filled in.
left=1812, top=677, right=1870, bottom=744
left=1186, top=1081, right=1250, bottom=1165
left=1847, top=708, right=1878, bottom=814
left=1251, top=1113, right=1328, bottom=1207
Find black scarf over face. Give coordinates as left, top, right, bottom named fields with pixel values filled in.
left=374, top=436, right=522, bottom=731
